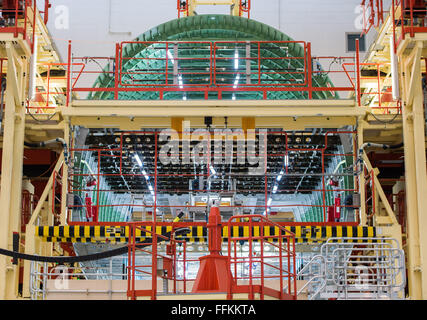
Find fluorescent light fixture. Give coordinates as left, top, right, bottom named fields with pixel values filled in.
left=167, top=50, right=175, bottom=64
left=134, top=154, right=143, bottom=167
left=233, top=74, right=240, bottom=88
left=232, top=93, right=236, bottom=100
left=148, top=185, right=153, bottom=191
left=284, top=155, right=289, bottom=167
left=276, top=174, right=283, bottom=182
left=272, top=185, right=278, bottom=193
left=210, top=166, right=217, bottom=175
left=234, top=50, right=239, bottom=69
left=267, top=198, right=272, bottom=206
left=178, top=75, right=183, bottom=89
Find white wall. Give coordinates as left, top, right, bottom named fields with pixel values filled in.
left=44, top=0, right=382, bottom=88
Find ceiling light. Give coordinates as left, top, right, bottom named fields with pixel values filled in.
left=233, top=74, right=240, bottom=88
left=167, top=50, right=175, bottom=65
left=234, top=50, right=239, bottom=69
left=134, top=154, right=143, bottom=167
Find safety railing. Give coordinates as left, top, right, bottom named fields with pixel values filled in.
left=213, top=41, right=308, bottom=87
left=30, top=256, right=128, bottom=300
left=361, top=0, right=427, bottom=52
left=226, top=214, right=297, bottom=300
left=66, top=130, right=360, bottom=225
left=321, top=237, right=406, bottom=300
left=293, top=254, right=327, bottom=300
left=126, top=222, right=189, bottom=300
left=37, top=40, right=362, bottom=106
left=361, top=0, right=385, bottom=35
left=119, top=41, right=213, bottom=88
left=391, top=0, right=427, bottom=52
left=0, top=0, right=47, bottom=53
left=342, top=61, right=402, bottom=114
left=27, top=61, right=86, bottom=112
left=27, top=39, right=399, bottom=114
left=177, top=0, right=189, bottom=18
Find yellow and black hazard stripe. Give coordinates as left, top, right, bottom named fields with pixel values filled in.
left=36, top=225, right=377, bottom=244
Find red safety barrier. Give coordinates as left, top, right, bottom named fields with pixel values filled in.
left=342, top=61, right=402, bottom=114
left=29, top=40, right=361, bottom=110
left=26, top=61, right=86, bottom=112
left=227, top=215, right=297, bottom=300
left=0, top=0, right=49, bottom=53
left=126, top=222, right=189, bottom=300
left=361, top=0, right=385, bottom=35
left=361, top=0, right=427, bottom=53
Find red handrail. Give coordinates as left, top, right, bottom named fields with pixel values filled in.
left=227, top=214, right=297, bottom=300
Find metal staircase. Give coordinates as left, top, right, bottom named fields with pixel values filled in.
left=296, top=238, right=406, bottom=300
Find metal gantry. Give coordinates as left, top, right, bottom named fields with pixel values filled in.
left=0, top=0, right=425, bottom=300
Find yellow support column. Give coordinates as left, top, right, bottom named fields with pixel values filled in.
left=401, top=41, right=427, bottom=300
left=357, top=118, right=367, bottom=226
left=61, top=118, right=70, bottom=225
left=0, top=43, right=27, bottom=300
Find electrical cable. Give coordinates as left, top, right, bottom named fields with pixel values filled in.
left=369, top=111, right=400, bottom=124
left=26, top=112, right=57, bottom=123
left=0, top=228, right=190, bottom=263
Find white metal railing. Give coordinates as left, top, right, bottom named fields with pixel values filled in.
left=30, top=238, right=406, bottom=300
left=294, top=254, right=327, bottom=300
left=320, top=237, right=406, bottom=300
left=30, top=256, right=128, bottom=300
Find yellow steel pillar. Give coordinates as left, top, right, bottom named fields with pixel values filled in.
left=357, top=118, right=367, bottom=226
left=0, top=43, right=28, bottom=300
left=230, top=0, right=241, bottom=16
left=400, top=41, right=427, bottom=300
left=186, top=0, right=197, bottom=16
left=60, top=118, right=70, bottom=225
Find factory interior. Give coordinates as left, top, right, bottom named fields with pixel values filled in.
left=0, top=0, right=426, bottom=301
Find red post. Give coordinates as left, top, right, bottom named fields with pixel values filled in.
left=192, top=204, right=233, bottom=293
left=307, top=42, right=313, bottom=99
left=31, top=0, right=36, bottom=52
left=392, top=0, right=397, bottom=53
left=409, top=0, right=414, bottom=37
left=355, top=38, right=361, bottom=106
left=66, top=40, right=72, bottom=107
left=44, top=0, right=51, bottom=25
left=114, top=43, right=120, bottom=100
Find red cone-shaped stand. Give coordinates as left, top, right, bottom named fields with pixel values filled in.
left=192, top=205, right=233, bottom=293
